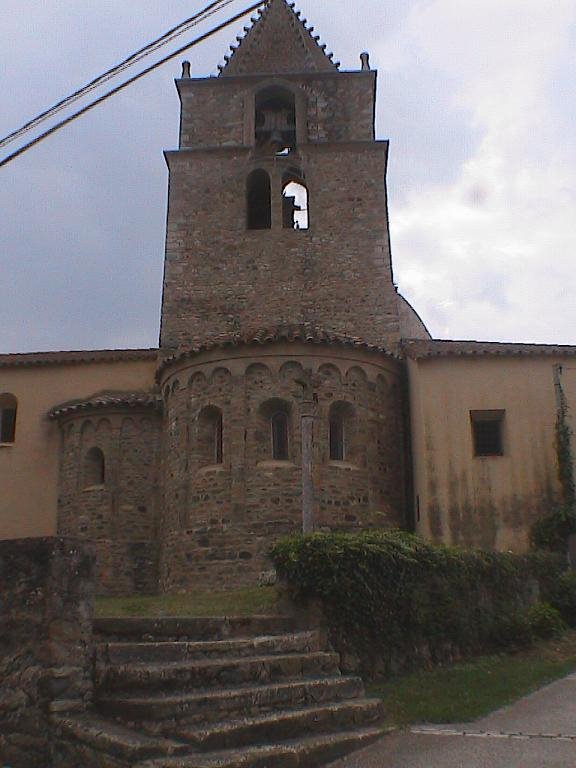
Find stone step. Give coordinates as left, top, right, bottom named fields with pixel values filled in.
left=94, top=616, right=295, bottom=642
left=53, top=713, right=190, bottom=762
left=97, top=675, right=365, bottom=725
left=137, top=726, right=386, bottom=768
left=176, top=698, right=384, bottom=751
left=97, top=630, right=323, bottom=665
left=97, top=651, right=341, bottom=694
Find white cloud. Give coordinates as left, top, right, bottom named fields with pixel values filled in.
left=389, top=0, right=576, bottom=342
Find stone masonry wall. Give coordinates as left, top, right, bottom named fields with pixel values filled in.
left=162, top=65, right=397, bottom=357
left=161, top=142, right=398, bottom=355
left=159, top=344, right=405, bottom=592
left=177, top=71, right=376, bottom=148
left=57, top=411, right=161, bottom=595
left=0, top=537, right=95, bottom=768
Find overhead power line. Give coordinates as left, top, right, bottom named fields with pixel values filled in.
left=0, top=0, right=243, bottom=151
left=0, top=0, right=263, bottom=169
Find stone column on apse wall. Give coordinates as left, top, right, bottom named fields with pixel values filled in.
left=297, top=370, right=319, bottom=534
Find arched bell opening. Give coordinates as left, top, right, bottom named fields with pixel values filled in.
left=282, top=171, right=309, bottom=230
left=255, top=86, right=297, bottom=155
left=246, top=169, right=272, bottom=230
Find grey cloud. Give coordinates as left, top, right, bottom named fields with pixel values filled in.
left=1, top=0, right=575, bottom=352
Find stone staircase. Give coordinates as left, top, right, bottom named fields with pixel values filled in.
left=53, top=615, right=385, bottom=767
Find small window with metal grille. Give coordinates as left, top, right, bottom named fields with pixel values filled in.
left=470, top=410, right=505, bottom=456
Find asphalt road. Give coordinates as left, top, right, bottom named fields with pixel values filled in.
left=328, top=672, right=576, bottom=767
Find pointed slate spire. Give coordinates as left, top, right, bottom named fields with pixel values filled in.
left=219, top=0, right=338, bottom=77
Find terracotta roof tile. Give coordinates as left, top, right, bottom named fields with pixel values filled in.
left=403, top=339, right=576, bottom=360
left=159, top=324, right=397, bottom=375
left=49, top=391, right=162, bottom=419
left=0, top=348, right=158, bottom=369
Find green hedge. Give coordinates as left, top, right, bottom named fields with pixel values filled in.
left=271, top=530, right=564, bottom=676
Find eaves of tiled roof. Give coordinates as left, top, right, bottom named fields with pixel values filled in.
left=49, top=391, right=162, bottom=419
left=403, top=339, right=576, bottom=360
left=158, top=325, right=398, bottom=377
left=0, top=348, right=158, bottom=369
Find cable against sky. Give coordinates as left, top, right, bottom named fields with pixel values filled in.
left=0, top=0, right=263, bottom=167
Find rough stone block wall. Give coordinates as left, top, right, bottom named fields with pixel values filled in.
left=156, top=55, right=405, bottom=592
left=159, top=345, right=405, bottom=591
left=161, top=142, right=398, bottom=355
left=57, top=411, right=161, bottom=594
left=0, top=537, right=95, bottom=768
left=303, top=74, right=375, bottom=143
left=178, top=78, right=246, bottom=148
left=177, top=71, right=375, bottom=149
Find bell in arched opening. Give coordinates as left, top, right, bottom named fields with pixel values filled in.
left=255, top=86, right=297, bottom=154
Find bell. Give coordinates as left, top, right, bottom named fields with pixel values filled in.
left=269, top=129, right=285, bottom=151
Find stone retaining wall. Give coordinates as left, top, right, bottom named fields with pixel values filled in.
left=0, top=537, right=95, bottom=768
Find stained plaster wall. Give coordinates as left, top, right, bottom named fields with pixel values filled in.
left=408, top=355, right=576, bottom=552
left=0, top=358, right=156, bottom=540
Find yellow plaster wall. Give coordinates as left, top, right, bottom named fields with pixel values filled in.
left=0, top=358, right=157, bottom=539
left=408, top=356, right=576, bottom=552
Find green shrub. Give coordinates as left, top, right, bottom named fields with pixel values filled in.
left=488, top=612, right=533, bottom=650
left=549, top=571, right=576, bottom=627
left=526, top=602, right=566, bottom=639
left=530, top=505, right=576, bottom=553
left=271, top=530, right=563, bottom=676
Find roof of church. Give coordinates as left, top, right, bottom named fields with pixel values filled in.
left=158, top=324, right=398, bottom=375
left=49, top=391, right=161, bottom=419
left=219, top=0, right=338, bottom=77
left=403, top=339, right=576, bottom=359
left=0, top=348, right=157, bottom=369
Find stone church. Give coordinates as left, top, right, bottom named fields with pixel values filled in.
left=1, top=0, right=575, bottom=595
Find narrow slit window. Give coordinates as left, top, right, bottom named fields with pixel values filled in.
left=198, top=406, right=224, bottom=466
left=247, top=169, right=271, bottom=230
left=271, top=412, right=289, bottom=460
left=329, top=401, right=354, bottom=461
left=470, top=410, right=505, bottom=456
left=0, top=393, right=17, bottom=444
left=329, top=415, right=345, bottom=461
left=83, top=447, right=105, bottom=487
left=214, top=412, right=223, bottom=465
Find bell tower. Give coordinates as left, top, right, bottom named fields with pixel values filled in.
left=157, top=0, right=406, bottom=591
left=159, top=0, right=400, bottom=354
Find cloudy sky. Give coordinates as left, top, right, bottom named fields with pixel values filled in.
left=1, top=0, right=575, bottom=353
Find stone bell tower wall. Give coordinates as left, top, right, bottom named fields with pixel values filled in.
left=159, top=66, right=400, bottom=357
left=160, top=140, right=398, bottom=354
left=176, top=71, right=377, bottom=149
left=158, top=342, right=406, bottom=592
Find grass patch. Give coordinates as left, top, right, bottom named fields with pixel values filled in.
left=369, top=630, right=576, bottom=726
left=94, top=586, right=279, bottom=618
